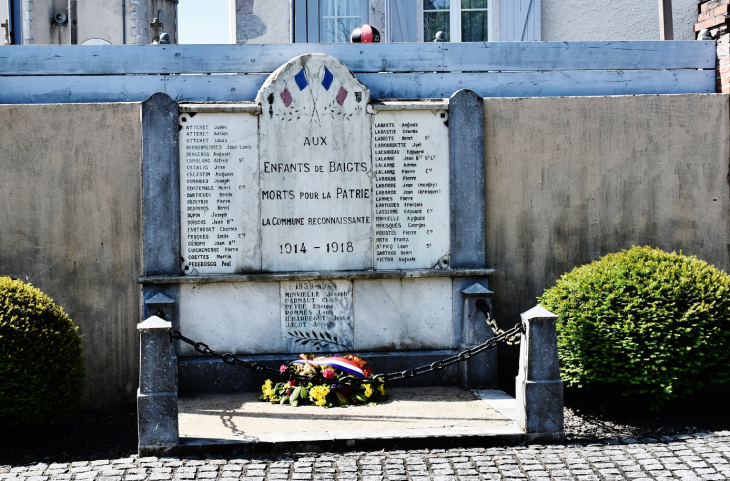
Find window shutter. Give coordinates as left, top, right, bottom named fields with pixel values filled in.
left=389, top=0, right=418, bottom=42
left=500, top=0, right=541, bottom=41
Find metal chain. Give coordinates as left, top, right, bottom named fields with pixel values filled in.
left=171, top=319, right=523, bottom=387
left=476, top=299, right=522, bottom=346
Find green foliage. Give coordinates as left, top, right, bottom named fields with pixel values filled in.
left=539, top=246, right=730, bottom=408
left=0, top=277, right=85, bottom=426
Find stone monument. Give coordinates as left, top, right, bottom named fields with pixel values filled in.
left=138, top=52, right=563, bottom=454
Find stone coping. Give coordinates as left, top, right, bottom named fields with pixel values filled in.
left=178, top=103, right=261, bottom=113
left=139, top=268, right=496, bottom=284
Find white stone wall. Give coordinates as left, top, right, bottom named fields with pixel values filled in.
left=3, top=0, right=177, bottom=45
left=0, top=1, right=9, bottom=44
left=541, top=0, right=699, bottom=41
left=234, top=0, right=289, bottom=44
left=233, top=0, right=701, bottom=43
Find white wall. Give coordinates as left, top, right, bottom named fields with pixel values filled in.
left=234, top=0, right=289, bottom=44
left=0, top=2, right=8, bottom=44
left=233, top=0, right=700, bottom=43
left=3, top=0, right=177, bottom=45
left=542, top=0, right=699, bottom=41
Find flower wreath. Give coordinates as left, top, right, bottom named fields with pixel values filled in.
left=260, top=354, right=386, bottom=407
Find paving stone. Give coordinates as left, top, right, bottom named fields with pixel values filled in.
left=672, top=470, right=701, bottom=479
left=195, top=473, right=218, bottom=479
left=75, top=471, right=99, bottom=479
left=99, top=471, right=125, bottom=477
left=70, top=467, right=93, bottom=474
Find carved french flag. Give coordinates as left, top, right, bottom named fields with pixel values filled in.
left=322, top=67, right=334, bottom=91
left=336, top=86, right=348, bottom=106
left=294, top=68, right=308, bottom=91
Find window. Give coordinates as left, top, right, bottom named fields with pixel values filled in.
left=422, top=0, right=487, bottom=42
left=389, top=0, right=540, bottom=43
left=294, top=0, right=368, bottom=43
left=321, top=0, right=363, bottom=43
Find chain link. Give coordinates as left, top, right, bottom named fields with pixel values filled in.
left=171, top=319, right=523, bottom=386
left=476, top=299, right=522, bottom=346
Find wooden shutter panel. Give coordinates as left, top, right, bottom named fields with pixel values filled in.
left=501, top=0, right=541, bottom=41
left=389, top=0, right=418, bottom=42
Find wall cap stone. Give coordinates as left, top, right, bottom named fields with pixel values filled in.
left=138, top=315, right=171, bottom=331
left=461, top=284, right=493, bottom=296
left=521, top=305, right=558, bottom=321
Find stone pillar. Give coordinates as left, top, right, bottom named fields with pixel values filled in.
left=515, top=306, right=564, bottom=442
left=458, top=284, right=497, bottom=389
left=694, top=0, right=729, bottom=92
left=137, top=315, right=178, bottom=455
left=449, top=89, right=486, bottom=269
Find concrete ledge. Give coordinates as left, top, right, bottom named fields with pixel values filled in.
left=145, top=430, right=532, bottom=457
left=140, top=268, right=496, bottom=284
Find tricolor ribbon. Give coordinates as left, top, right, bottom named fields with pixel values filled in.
left=291, top=357, right=366, bottom=377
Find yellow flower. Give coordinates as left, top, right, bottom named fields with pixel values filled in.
left=262, top=379, right=274, bottom=399
left=309, top=385, right=331, bottom=406
left=377, top=384, right=385, bottom=396
left=363, top=384, right=373, bottom=398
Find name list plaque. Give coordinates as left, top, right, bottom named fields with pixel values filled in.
left=372, top=109, right=450, bottom=269
left=179, top=111, right=260, bottom=275
left=280, top=280, right=354, bottom=352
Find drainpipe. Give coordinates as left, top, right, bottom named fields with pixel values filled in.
left=122, top=0, right=125, bottom=43
left=67, top=0, right=76, bottom=43
left=658, top=0, right=673, bottom=40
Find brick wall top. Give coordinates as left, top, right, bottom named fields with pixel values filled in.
left=697, top=0, right=730, bottom=31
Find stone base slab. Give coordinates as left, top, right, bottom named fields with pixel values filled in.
left=139, top=388, right=563, bottom=456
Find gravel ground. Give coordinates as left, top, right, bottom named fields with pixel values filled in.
left=1, top=386, right=729, bottom=467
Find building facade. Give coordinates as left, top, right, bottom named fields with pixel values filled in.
left=232, top=0, right=702, bottom=45
left=1, top=0, right=178, bottom=45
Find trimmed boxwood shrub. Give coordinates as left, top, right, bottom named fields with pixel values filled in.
left=539, top=246, right=730, bottom=408
left=0, top=277, right=85, bottom=427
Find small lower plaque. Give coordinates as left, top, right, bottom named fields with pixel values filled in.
left=280, top=280, right=353, bottom=353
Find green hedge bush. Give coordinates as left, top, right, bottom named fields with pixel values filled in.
left=539, top=246, right=730, bottom=408
left=0, top=277, right=85, bottom=426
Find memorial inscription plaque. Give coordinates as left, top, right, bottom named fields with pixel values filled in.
left=280, top=279, right=354, bottom=352
left=257, top=55, right=373, bottom=272
left=179, top=112, right=260, bottom=274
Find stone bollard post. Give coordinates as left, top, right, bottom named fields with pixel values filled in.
left=459, top=284, right=497, bottom=388
left=137, top=315, right=179, bottom=455
left=515, top=305, right=564, bottom=442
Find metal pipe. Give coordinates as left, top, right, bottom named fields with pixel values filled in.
left=658, top=0, right=673, bottom=40
left=68, top=0, right=77, bottom=44
left=6, top=0, right=13, bottom=44
left=122, top=0, right=125, bottom=44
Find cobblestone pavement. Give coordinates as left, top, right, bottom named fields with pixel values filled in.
left=3, top=432, right=730, bottom=481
